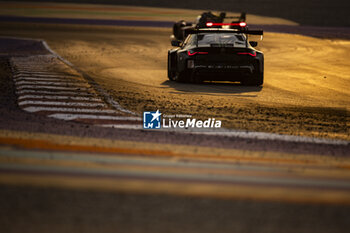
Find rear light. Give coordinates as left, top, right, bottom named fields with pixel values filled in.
left=205, top=22, right=247, bottom=27
left=187, top=60, right=194, bottom=68
left=187, top=51, right=209, bottom=56
left=239, top=22, right=247, bottom=27
left=188, top=50, right=197, bottom=56
left=237, top=51, right=256, bottom=57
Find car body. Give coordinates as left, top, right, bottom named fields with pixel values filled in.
left=168, top=28, right=264, bottom=86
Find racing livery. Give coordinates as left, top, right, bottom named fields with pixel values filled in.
left=168, top=28, right=264, bottom=86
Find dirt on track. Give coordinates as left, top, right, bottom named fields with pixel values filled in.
left=0, top=22, right=348, bottom=140
left=60, top=26, right=349, bottom=140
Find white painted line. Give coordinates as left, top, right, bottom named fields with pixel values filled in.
left=15, top=77, right=68, bottom=82
left=48, top=113, right=142, bottom=121
left=23, top=106, right=118, bottom=114
left=15, top=64, right=52, bottom=66
left=14, top=73, right=79, bottom=78
left=14, top=76, right=84, bottom=82
left=16, top=90, right=95, bottom=96
left=99, top=124, right=348, bottom=146
left=14, top=70, right=57, bottom=72
left=14, top=72, right=64, bottom=76
left=13, top=72, right=51, bottom=75
left=41, top=41, right=75, bottom=67
left=108, top=98, right=137, bottom=115
left=14, top=67, right=50, bottom=69
left=14, top=68, right=53, bottom=70
left=99, top=124, right=143, bottom=129
left=18, top=95, right=102, bottom=102
left=15, top=80, right=89, bottom=87
left=18, top=100, right=106, bottom=107
left=16, top=85, right=91, bottom=91
left=14, top=74, right=81, bottom=80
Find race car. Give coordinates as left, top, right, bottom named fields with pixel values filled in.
left=172, top=11, right=246, bottom=42
left=167, top=28, right=264, bottom=86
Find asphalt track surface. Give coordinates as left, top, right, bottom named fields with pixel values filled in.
left=0, top=2, right=350, bottom=233
left=1, top=15, right=350, bottom=40
left=3, top=0, right=349, bottom=27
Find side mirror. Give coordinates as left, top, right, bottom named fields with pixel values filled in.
left=249, top=41, right=258, bottom=47
left=171, top=39, right=181, bottom=47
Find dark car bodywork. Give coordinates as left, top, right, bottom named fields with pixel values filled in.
left=168, top=29, right=264, bottom=86
left=172, top=12, right=247, bottom=42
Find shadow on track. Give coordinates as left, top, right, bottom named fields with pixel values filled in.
left=161, top=80, right=263, bottom=96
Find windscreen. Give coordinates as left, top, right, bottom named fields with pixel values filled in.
left=191, top=33, right=246, bottom=48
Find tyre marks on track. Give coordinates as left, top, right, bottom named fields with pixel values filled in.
left=11, top=55, right=142, bottom=128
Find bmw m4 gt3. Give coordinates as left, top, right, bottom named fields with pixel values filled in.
left=168, top=28, right=264, bottom=86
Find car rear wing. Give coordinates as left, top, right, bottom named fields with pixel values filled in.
left=186, top=28, right=263, bottom=36
left=187, top=29, right=264, bottom=48
left=171, top=28, right=264, bottom=47
left=185, top=28, right=264, bottom=47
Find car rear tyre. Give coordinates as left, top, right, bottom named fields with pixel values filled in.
left=252, top=71, right=264, bottom=86
left=242, top=61, right=264, bottom=86
left=242, top=72, right=263, bottom=86
left=167, top=54, right=175, bottom=81
left=174, top=71, right=190, bottom=83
